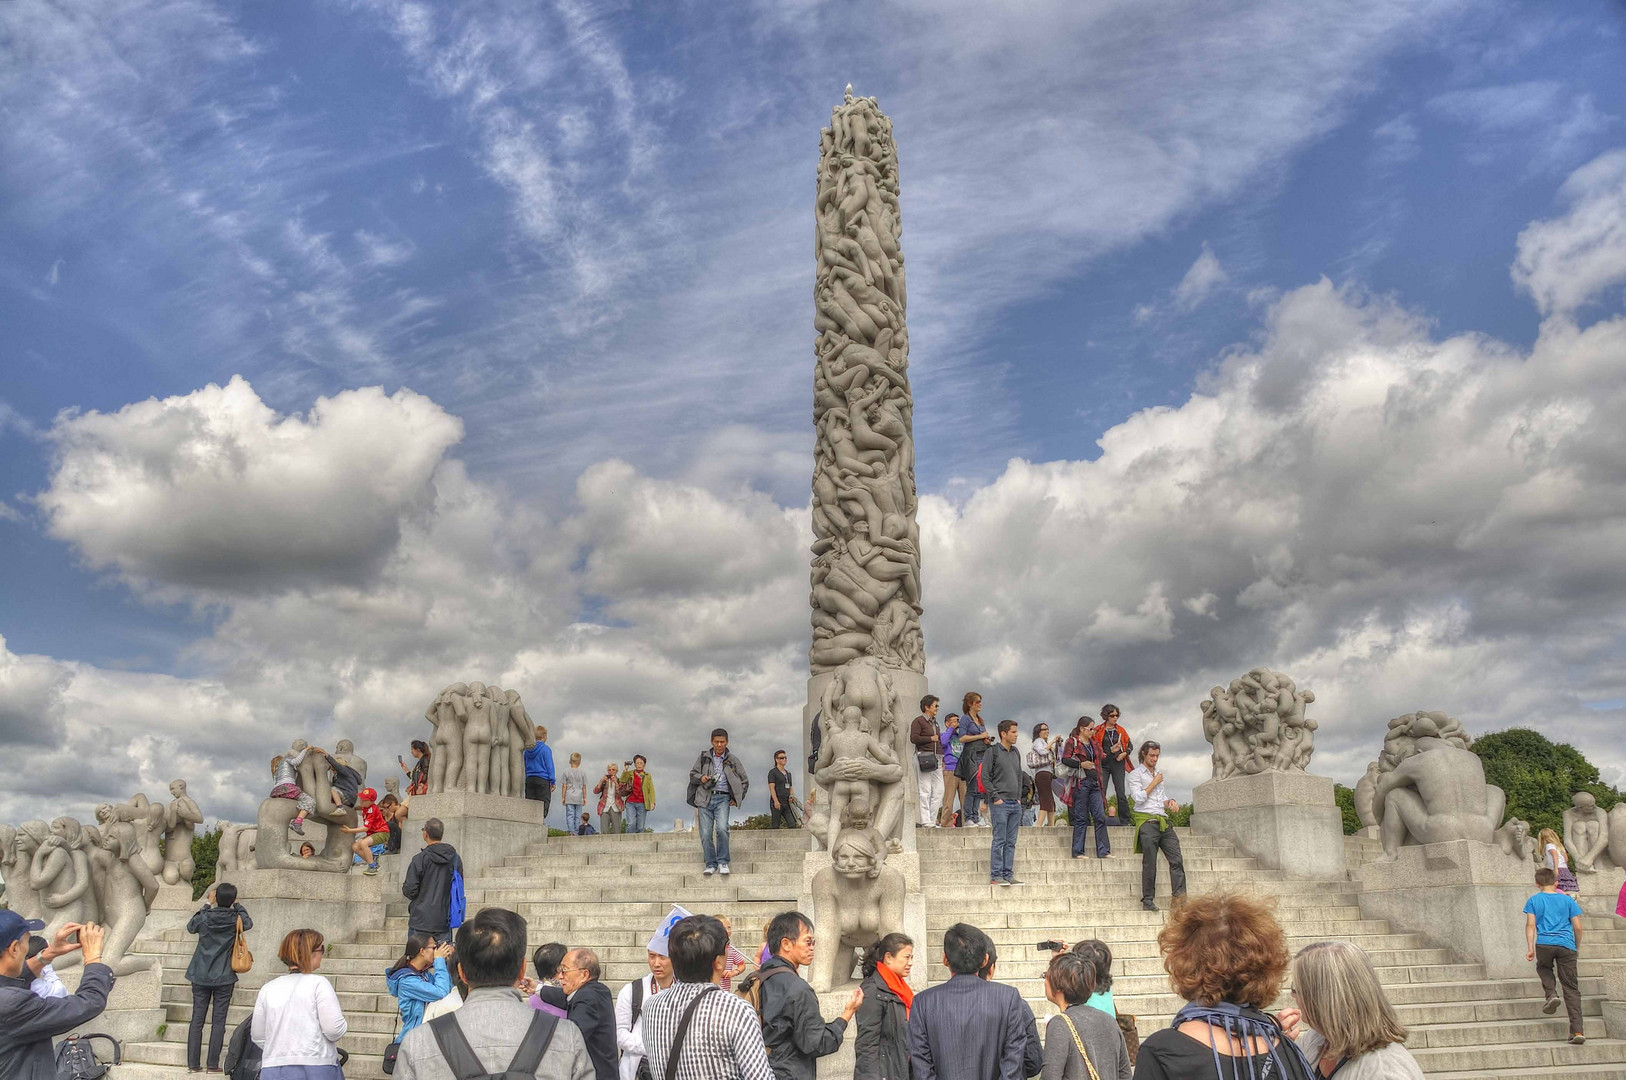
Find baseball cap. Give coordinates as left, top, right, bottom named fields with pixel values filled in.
left=0, top=910, right=46, bottom=951
left=359, top=788, right=377, bottom=803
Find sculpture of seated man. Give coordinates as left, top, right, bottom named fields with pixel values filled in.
left=1564, top=791, right=1610, bottom=873
left=1372, top=720, right=1504, bottom=861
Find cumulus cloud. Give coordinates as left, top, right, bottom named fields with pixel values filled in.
left=1513, top=149, right=1626, bottom=317
left=39, top=376, right=464, bottom=595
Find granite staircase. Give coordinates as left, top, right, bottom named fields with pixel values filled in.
left=109, top=827, right=1626, bottom=1079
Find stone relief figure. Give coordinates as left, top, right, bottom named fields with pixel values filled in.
left=333, top=739, right=368, bottom=783
left=1354, top=761, right=1382, bottom=829
left=808, top=797, right=906, bottom=993
left=1610, top=803, right=1626, bottom=871
left=114, top=794, right=168, bottom=880
left=460, top=682, right=497, bottom=795
left=9, top=821, right=49, bottom=921
left=807, top=658, right=908, bottom=851
left=1198, top=669, right=1317, bottom=778
left=1495, top=818, right=1538, bottom=863
left=426, top=682, right=469, bottom=791
left=814, top=706, right=900, bottom=855
left=1370, top=715, right=1504, bottom=861
left=1563, top=792, right=1611, bottom=873
left=486, top=686, right=513, bottom=797
left=809, top=87, right=922, bottom=677
left=32, top=818, right=99, bottom=961
left=162, top=778, right=204, bottom=884
left=217, top=822, right=257, bottom=873
left=502, top=689, right=537, bottom=799
left=96, top=822, right=161, bottom=975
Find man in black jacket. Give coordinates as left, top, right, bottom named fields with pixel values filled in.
left=559, top=948, right=617, bottom=1080
left=0, top=914, right=113, bottom=1080
left=401, top=817, right=462, bottom=947
left=985, top=720, right=1025, bottom=887
left=186, top=882, right=253, bottom=1071
left=757, top=911, right=861, bottom=1080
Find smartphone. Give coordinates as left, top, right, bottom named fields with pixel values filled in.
left=398, top=755, right=406, bottom=766
left=1036, top=940, right=1067, bottom=952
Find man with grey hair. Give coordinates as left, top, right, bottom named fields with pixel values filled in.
left=402, top=818, right=462, bottom=948
left=560, top=948, right=617, bottom=1080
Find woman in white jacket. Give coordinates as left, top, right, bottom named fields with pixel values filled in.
left=252, top=929, right=348, bottom=1080
left=1277, top=940, right=1424, bottom=1079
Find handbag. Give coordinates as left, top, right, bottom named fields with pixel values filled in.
left=382, top=1015, right=401, bottom=1076
left=916, top=751, right=939, bottom=772
left=230, top=915, right=253, bottom=974
left=1058, top=1012, right=1103, bottom=1080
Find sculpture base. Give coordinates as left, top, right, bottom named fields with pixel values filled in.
left=397, top=790, right=550, bottom=877
left=1356, top=839, right=1533, bottom=979
left=230, top=867, right=387, bottom=976
left=797, top=850, right=928, bottom=992
left=1192, top=771, right=1346, bottom=879
left=61, top=961, right=165, bottom=1045
left=141, top=882, right=199, bottom=934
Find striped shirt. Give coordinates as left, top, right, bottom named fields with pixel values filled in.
left=641, top=982, right=772, bottom=1080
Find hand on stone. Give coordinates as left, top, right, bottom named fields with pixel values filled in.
left=79, top=923, right=105, bottom=965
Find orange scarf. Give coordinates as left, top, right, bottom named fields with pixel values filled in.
left=877, top=963, right=914, bottom=1015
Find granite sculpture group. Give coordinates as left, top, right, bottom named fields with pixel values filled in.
left=423, top=682, right=536, bottom=796
left=1199, top=668, right=1318, bottom=778
left=0, top=782, right=198, bottom=975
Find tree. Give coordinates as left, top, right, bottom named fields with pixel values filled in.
left=1472, top=727, right=1621, bottom=837
left=191, top=826, right=221, bottom=901
left=1333, top=784, right=1363, bottom=836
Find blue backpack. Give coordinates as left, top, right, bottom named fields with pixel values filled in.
left=448, top=865, right=466, bottom=930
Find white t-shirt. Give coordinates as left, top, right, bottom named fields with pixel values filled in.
left=1545, top=843, right=1569, bottom=871
left=252, top=972, right=348, bottom=1068
left=615, top=974, right=669, bottom=1080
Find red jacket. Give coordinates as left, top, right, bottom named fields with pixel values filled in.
left=1093, top=722, right=1132, bottom=764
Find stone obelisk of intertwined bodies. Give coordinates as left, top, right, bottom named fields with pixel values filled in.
left=799, top=87, right=927, bottom=994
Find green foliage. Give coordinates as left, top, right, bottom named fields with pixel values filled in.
left=1168, top=803, right=1194, bottom=828
left=1333, top=784, right=1363, bottom=836
left=191, top=826, right=221, bottom=900
left=1472, top=727, right=1622, bottom=837
left=734, top=813, right=774, bottom=830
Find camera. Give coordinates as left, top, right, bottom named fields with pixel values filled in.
left=1036, top=940, right=1066, bottom=952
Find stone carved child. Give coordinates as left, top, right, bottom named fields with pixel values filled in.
left=162, top=779, right=204, bottom=884
left=818, top=705, right=898, bottom=853
left=32, top=818, right=98, bottom=959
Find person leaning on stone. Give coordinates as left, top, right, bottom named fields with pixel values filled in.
left=756, top=911, right=861, bottom=1080
left=1126, top=741, right=1186, bottom=912
left=395, top=908, right=593, bottom=1080
left=0, top=914, right=113, bottom=1080
left=402, top=817, right=463, bottom=948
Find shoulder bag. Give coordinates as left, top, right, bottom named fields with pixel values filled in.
left=230, top=915, right=254, bottom=974
left=664, top=986, right=718, bottom=1080
left=1058, top=1012, right=1102, bottom=1080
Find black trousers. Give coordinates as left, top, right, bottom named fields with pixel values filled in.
left=1102, top=758, right=1130, bottom=823
left=769, top=801, right=794, bottom=828
left=188, top=982, right=234, bottom=1070
left=1138, top=819, right=1187, bottom=904
left=1536, top=944, right=1583, bottom=1033
left=525, top=776, right=553, bottom=815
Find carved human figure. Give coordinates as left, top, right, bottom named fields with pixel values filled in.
left=383, top=776, right=401, bottom=800
left=8, top=821, right=48, bottom=921
left=1495, top=818, right=1537, bottom=863
left=503, top=689, right=538, bottom=796
left=162, top=778, right=204, bottom=884
left=97, top=821, right=161, bottom=975
left=426, top=683, right=469, bottom=792
left=32, top=818, right=98, bottom=963
left=0, top=824, right=14, bottom=907
left=1563, top=792, right=1610, bottom=873
left=1198, top=670, right=1316, bottom=777
left=287, top=740, right=340, bottom=817
left=814, top=707, right=900, bottom=854
left=808, top=808, right=906, bottom=993
left=1371, top=727, right=1504, bottom=860
left=460, top=682, right=496, bottom=795
left=814, top=660, right=908, bottom=847
left=333, top=739, right=368, bottom=783
left=218, top=822, right=246, bottom=873
left=1354, top=761, right=1382, bottom=829
left=116, top=794, right=168, bottom=879
left=486, top=685, right=511, bottom=796
left=254, top=795, right=354, bottom=873
left=1610, top=804, right=1626, bottom=871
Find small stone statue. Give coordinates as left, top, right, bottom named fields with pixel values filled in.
left=425, top=683, right=469, bottom=792
left=162, top=779, right=204, bottom=885
left=32, top=818, right=99, bottom=964
left=383, top=776, right=401, bottom=800
left=1198, top=669, right=1317, bottom=778
left=808, top=797, right=906, bottom=993
left=217, top=822, right=257, bottom=873
left=1495, top=817, right=1537, bottom=863
left=8, top=821, right=49, bottom=921
left=333, top=739, right=368, bottom=783
left=1371, top=717, right=1505, bottom=861
left=96, top=822, right=161, bottom=975
left=1354, top=761, right=1382, bottom=830
left=1563, top=791, right=1610, bottom=873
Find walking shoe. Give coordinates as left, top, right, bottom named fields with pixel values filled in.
left=995, top=879, right=1010, bottom=887
left=719, top=863, right=731, bottom=876
left=1543, top=996, right=1562, bottom=1015
left=1007, top=878, right=1026, bottom=886
left=289, top=818, right=305, bottom=835
left=363, top=862, right=380, bottom=876
left=703, top=866, right=716, bottom=876
left=1141, top=899, right=1158, bottom=911
left=1571, top=1033, right=1586, bottom=1044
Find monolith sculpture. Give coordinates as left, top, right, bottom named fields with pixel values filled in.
left=802, top=87, right=925, bottom=992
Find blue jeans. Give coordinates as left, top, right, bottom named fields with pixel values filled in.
left=698, top=792, right=732, bottom=869
left=1071, top=782, right=1110, bottom=858
left=964, top=789, right=984, bottom=825
left=627, top=802, right=647, bottom=833
left=989, top=800, right=1020, bottom=881
left=563, top=802, right=583, bottom=835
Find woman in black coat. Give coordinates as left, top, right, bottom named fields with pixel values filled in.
left=186, top=881, right=252, bottom=1072
left=853, top=932, right=914, bottom=1080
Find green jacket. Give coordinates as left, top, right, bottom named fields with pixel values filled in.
left=618, top=768, right=655, bottom=810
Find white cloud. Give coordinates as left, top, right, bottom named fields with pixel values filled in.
left=1173, top=245, right=1229, bottom=311
left=1513, top=149, right=1626, bottom=317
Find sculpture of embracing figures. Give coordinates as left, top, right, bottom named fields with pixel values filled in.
left=422, top=682, right=537, bottom=795
left=1362, top=713, right=1505, bottom=861
left=1200, top=668, right=1318, bottom=778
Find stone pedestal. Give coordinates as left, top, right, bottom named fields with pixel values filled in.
left=230, top=867, right=387, bottom=976
left=397, top=791, right=550, bottom=878
left=1356, top=839, right=1533, bottom=979
left=1192, top=771, right=1346, bottom=879
left=61, top=961, right=165, bottom=1045
left=797, top=850, right=928, bottom=991
left=1603, top=962, right=1626, bottom=1040
left=142, top=882, right=199, bottom=934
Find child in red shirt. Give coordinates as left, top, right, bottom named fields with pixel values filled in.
left=341, top=787, right=390, bottom=875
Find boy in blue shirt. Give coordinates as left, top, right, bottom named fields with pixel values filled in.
left=1524, top=866, right=1585, bottom=1044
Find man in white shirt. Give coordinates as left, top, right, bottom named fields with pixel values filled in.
left=1127, top=740, right=1187, bottom=912
left=615, top=944, right=674, bottom=1080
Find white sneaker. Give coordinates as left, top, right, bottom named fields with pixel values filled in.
left=719, top=863, right=731, bottom=876
left=703, top=866, right=716, bottom=877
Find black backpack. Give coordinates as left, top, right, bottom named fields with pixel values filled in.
left=54, top=1034, right=119, bottom=1080
left=428, top=1010, right=558, bottom=1080
left=629, top=979, right=654, bottom=1080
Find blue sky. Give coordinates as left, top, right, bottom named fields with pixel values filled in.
left=3, top=0, right=1625, bottom=826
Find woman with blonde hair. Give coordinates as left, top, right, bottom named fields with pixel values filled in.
left=252, top=929, right=347, bottom=1080
left=1538, top=828, right=1580, bottom=896
left=1135, top=893, right=1316, bottom=1080
left=1277, top=940, right=1422, bottom=1078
